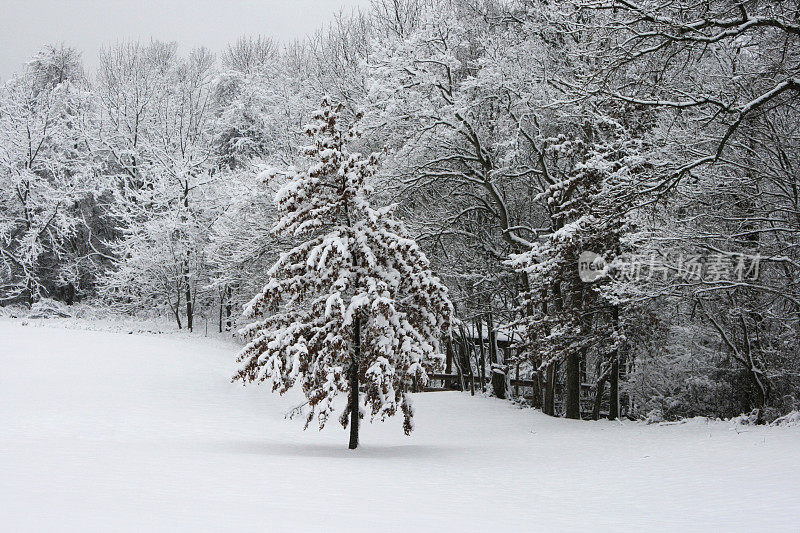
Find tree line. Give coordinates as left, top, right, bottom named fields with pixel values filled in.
left=1, top=0, right=798, bottom=423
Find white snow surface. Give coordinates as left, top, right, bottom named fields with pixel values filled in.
left=1, top=319, right=798, bottom=532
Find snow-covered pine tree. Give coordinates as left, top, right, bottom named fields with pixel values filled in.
left=508, top=117, right=643, bottom=419
left=235, top=98, right=454, bottom=449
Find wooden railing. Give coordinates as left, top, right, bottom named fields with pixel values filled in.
left=424, top=373, right=619, bottom=419
left=426, top=373, right=594, bottom=391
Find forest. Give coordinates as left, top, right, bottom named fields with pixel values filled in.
left=2, top=0, right=799, bottom=425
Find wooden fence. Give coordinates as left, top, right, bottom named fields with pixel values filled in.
left=424, top=372, right=603, bottom=417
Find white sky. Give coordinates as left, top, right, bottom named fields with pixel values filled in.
left=0, top=0, right=372, bottom=80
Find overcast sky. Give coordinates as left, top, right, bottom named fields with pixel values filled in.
left=0, top=0, right=372, bottom=80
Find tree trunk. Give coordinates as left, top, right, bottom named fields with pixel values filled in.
left=608, top=307, right=621, bottom=420
left=477, top=318, right=486, bottom=392
left=532, top=369, right=543, bottom=409
left=444, top=339, right=454, bottom=389
left=475, top=317, right=486, bottom=392
left=753, top=376, right=769, bottom=424
left=173, top=290, right=182, bottom=330
left=225, top=286, right=233, bottom=332
left=465, top=336, right=476, bottom=396
left=533, top=288, right=546, bottom=410
left=565, top=351, right=580, bottom=419
left=492, top=365, right=506, bottom=400
left=544, top=363, right=556, bottom=416
left=487, top=314, right=505, bottom=399
left=349, top=316, right=361, bottom=450
left=545, top=282, right=563, bottom=416
left=608, top=358, right=619, bottom=420
left=452, top=339, right=465, bottom=391
left=184, top=272, right=193, bottom=332
left=459, top=338, right=469, bottom=390
left=445, top=338, right=453, bottom=375
left=218, top=290, right=223, bottom=333
left=182, top=182, right=193, bottom=332
left=592, top=373, right=608, bottom=420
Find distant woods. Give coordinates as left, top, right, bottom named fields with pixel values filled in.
left=1, top=0, right=798, bottom=422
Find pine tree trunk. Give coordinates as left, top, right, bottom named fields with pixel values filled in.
left=348, top=317, right=361, bottom=450
left=608, top=358, right=619, bottom=420
left=565, top=351, right=580, bottom=419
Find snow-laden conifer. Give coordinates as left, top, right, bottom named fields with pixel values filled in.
left=235, top=98, right=453, bottom=448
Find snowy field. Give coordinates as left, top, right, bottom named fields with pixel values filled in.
left=1, top=319, right=798, bottom=532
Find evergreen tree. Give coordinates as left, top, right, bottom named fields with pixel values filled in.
left=509, top=117, right=643, bottom=419
left=235, top=98, right=453, bottom=449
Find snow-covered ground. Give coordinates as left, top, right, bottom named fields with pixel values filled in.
left=1, top=319, right=798, bottom=532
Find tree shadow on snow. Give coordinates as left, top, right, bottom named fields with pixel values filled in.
left=215, top=439, right=472, bottom=459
